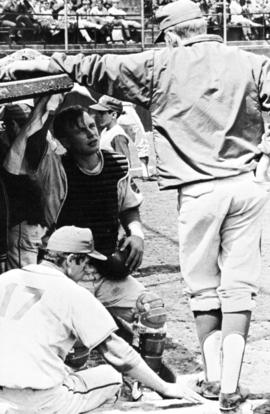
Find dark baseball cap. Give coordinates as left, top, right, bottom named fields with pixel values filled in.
left=155, top=0, right=203, bottom=43
left=90, top=95, right=123, bottom=114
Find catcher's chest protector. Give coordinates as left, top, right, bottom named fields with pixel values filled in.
left=58, top=151, right=128, bottom=255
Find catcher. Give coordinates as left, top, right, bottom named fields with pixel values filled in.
left=4, top=102, right=173, bottom=394
left=0, top=225, right=203, bottom=413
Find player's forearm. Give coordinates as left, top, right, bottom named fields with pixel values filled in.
left=125, top=358, right=168, bottom=395
left=98, top=332, right=141, bottom=372
left=98, top=333, right=168, bottom=395
left=120, top=207, right=144, bottom=239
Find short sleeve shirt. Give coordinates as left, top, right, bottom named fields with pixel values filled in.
left=0, top=265, right=117, bottom=389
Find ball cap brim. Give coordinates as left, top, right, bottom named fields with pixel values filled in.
left=47, top=226, right=107, bottom=261
left=90, top=95, right=123, bottom=113
left=155, top=0, right=203, bottom=43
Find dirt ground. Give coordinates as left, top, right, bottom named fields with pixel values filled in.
left=131, top=177, right=270, bottom=413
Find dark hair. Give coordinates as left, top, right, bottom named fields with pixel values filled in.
left=3, top=103, right=32, bottom=140
left=53, top=105, right=87, bottom=141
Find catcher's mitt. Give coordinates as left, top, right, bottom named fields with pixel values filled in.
left=93, top=248, right=130, bottom=280
left=65, top=344, right=90, bottom=370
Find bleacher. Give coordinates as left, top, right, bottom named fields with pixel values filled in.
left=1, top=0, right=270, bottom=58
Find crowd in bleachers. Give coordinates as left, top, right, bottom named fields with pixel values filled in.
left=203, top=0, right=270, bottom=39
left=1, top=0, right=270, bottom=45
left=0, top=0, right=144, bottom=44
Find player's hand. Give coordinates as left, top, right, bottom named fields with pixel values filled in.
left=120, top=235, right=144, bottom=272
left=161, top=382, right=205, bottom=404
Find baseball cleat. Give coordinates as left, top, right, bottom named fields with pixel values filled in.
left=219, top=387, right=249, bottom=412
left=195, top=379, right=220, bottom=400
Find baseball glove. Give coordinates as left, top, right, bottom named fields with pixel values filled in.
left=65, top=344, right=90, bottom=370
left=93, top=248, right=130, bottom=280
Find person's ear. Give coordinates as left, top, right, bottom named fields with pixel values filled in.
left=164, top=31, right=181, bottom=48
left=66, top=253, right=75, bottom=266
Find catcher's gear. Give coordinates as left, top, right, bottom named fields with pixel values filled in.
left=93, top=248, right=130, bottom=280
left=133, top=292, right=168, bottom=376
left=65, top=344, right=90, bottom=370
left=136, top=292, right=167, bottom=329
left=139, top=331, right=166, bottom=373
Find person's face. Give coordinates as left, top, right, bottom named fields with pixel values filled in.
left=112, top=0, right=119, bottom=8
left=67, top=112, right=100, bottom=156
left=82, top=260, right=101, bottom=281
left=94, top=110, right=115, bottom=129
left=67, top=255, right=90, bottom=282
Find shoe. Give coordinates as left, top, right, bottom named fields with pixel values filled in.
left=195, top=379, right=220, bottom=400
left=219, top=387, right=249, bottom=412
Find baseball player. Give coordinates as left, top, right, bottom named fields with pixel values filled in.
left=118, top=102, right=156, bottom=181
left=2, top=1, right=270, bottom=410
left=0, top=100, right=48, bottom=270
left=90, top=95, right=132, bottom=163
left=90, top=95, right=142, bottom=200
left=0, top=225, right=203, bottom=413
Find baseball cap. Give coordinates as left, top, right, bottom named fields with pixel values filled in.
left=2, top=103, right=32, bottom=123
left=90, top=95, right=123, bottom=114
left=155, top=0, right=203, bottom=43
left=47, top=226, right=107, bottom=261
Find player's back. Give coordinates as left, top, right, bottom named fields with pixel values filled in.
left=0, top=265, right=77, bottom=389
left=151, top=40, right=267, bottom=189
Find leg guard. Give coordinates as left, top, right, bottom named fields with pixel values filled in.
left=193, top=309, right=222, bottom=382
left=134, top=292, right=167, bottom=375
left=221, top=311, right=251, bottom=394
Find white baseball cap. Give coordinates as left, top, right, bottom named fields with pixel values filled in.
left=47, top=226, right=107, bottom=261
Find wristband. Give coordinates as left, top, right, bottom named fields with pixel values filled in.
left=128, top=221, right=144, bottom=240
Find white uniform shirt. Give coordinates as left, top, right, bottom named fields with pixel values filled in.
left=100, top=124, right=130, bottom=153
left=0, top=265, right=117, bottom=389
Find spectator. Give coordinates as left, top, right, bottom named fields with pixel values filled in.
left=90, top=0, right=109, bottom=24
left=76, top=0, right=96, bottom=42
left=90, top=0, right=113, bottom=42
left=35, top=0, right=59, bottom=40
left=0, top=1, right=17, bottom=42
left=49, top=0, right=64, bottom=19
left=107, top=0, right=141, bottom=43
left=230, top=0, right=261, bottom=40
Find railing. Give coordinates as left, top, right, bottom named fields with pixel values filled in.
left=1, top=10, right=270, bottom=50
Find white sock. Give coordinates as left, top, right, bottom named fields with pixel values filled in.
left=221, top=334, right=245, bottom=394
left=203, top=330, right=222, bottom=382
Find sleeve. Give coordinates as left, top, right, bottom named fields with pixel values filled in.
left=118, top=174, right=142, bottom=212
left=70, top=285, right=118, bottom=350
left=253, top=54, right=270, bottom=111
left=111, top=135, right=131, bottom=165
left=3, top=94, right=63, bottom=175
left=97, top=332, right=141, bottom=372
left=48, top=51, right=155, bottom=108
